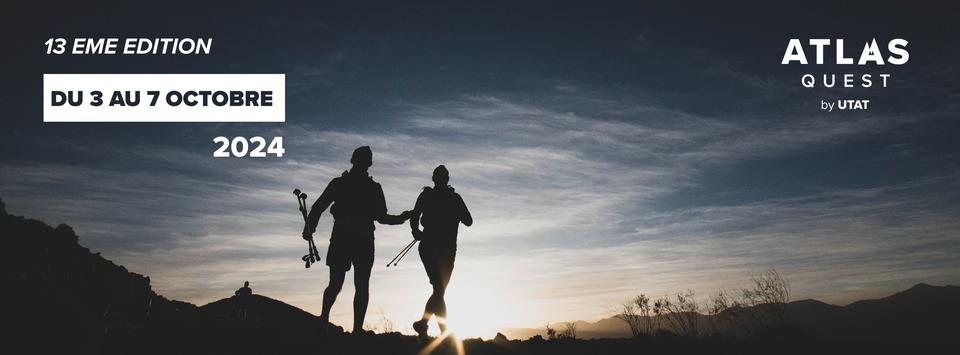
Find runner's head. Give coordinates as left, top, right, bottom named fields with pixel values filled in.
left=433, top=165, right=449, bottom=186
left=351, top=146, right=373, bottom=168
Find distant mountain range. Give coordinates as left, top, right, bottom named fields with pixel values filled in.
left=3, top=197, right=958, bottom=353
left=499, top=283, right=960, bottom=341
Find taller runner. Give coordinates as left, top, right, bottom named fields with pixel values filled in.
left=303, top=146, right=410, bottom=336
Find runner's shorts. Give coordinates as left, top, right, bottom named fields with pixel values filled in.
left=419, top=243, right=456, bottom=286
left=326, top=233, right=374, bottom=272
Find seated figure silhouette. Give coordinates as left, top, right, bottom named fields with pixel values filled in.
left=303, top=146, right=410, bottom=336
left=235, top=281, right=253, bottom=297
left=410, top=165, right=472, bottom=343
left=234, top=281, right=253, bottom=319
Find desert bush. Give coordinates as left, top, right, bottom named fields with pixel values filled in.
left=545, top=323, right=558, bottom=340
left=613, top=294, right=661, bottom=338
left=713, top=268, right=793, bottom=338
left=561, top=321, right=578, bottom=339
left=615, top=269, right=793, bottom=340
left=545, top=321, right=578, bottom=340
left=707, top=290, right=730, bottom=335
left=365, top=309, right=394, bottom=334
left=655, top=291, right=701, bottom=339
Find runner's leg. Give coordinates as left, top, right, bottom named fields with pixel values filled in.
left=353, top=262, right=372, bottom=333
left=321, top=268, right=346, bottom=323
left=435, top=251, right=454, bottom=333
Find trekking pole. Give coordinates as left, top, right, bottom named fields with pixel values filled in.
left=391, top=239, right=416, bottom=267
left=394, top=240, right=416, bottom=266
left=294, top=189, right=322, bottom=268
left=387, top=239, right=417, bottom=267
left=386, top=239, right=415, bottom=267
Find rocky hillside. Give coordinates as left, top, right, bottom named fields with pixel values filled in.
left=2, top=198, right=202, bottom=353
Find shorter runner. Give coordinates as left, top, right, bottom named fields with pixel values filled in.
left=409, top=165, right=473, bottom=343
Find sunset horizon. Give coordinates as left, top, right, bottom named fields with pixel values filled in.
left=3, top=1, right=959, bottom=346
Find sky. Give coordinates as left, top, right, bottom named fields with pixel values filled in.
left=2, top=1, right=960, bottom=339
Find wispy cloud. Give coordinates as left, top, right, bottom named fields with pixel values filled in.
left=2, top=82, right=956, bottom=332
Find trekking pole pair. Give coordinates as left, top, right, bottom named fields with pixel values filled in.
left=293, top=189, right=322, bottom=268
left=387, top=238, right=417, bottom=267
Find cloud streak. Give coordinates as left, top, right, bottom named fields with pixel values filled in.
left=2, top=80, right=956, bottom=333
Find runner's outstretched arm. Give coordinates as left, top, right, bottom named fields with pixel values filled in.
left=377, top=210, right=411, bottom=225
left=372, top=183, right=410, bottom=225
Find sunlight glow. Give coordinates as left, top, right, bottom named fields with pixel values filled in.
left=416, top=327, right=465, bottom=355
left=443, top=286, right=504, bottom=339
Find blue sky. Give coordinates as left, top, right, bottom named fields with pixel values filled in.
left=2, top=1, right=959, bottom=338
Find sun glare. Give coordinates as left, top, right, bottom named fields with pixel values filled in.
left=443, top=288, right=503, bottom=339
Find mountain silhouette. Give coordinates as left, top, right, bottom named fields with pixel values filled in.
left=193, top=294, right=344, bottom=354
left=200, top=294, right=313, bottom=320
left=501, top=284, right=960, bottom=346
left=811, top=283, right=960, bottom=342
left=3, top=199, right=205, bottom=353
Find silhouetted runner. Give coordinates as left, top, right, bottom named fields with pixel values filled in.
left=410, top=165, right=472, bottom=343
left=303, top=146, right=410, bottom=336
